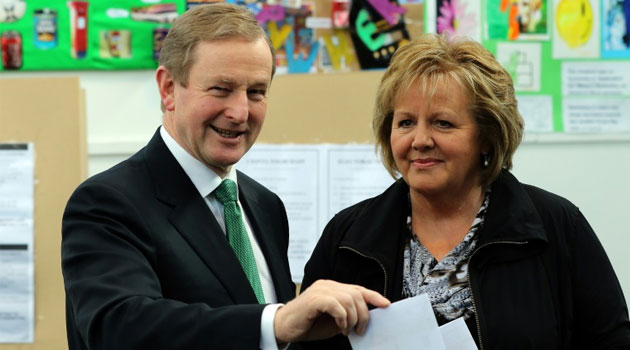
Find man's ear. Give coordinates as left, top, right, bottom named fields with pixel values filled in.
left=156, top=66, right=176, bottom=111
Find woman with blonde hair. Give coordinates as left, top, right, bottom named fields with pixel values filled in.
left=301, top=34, right=630, bottom=349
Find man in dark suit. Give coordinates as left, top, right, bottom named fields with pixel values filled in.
left=61, top=3, right=389, bottom=350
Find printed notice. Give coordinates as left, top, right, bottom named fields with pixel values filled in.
left=562, top=62, right=630, bottom=132
left=326, top=146, right=394, bottom=221
left=563, top=98, right=630, bottom=132
left=0, top=143, right=35, bottom=343
left=238, top=144, right=395, bottom=281
left=238, top=146, right=320, bottom=282
left=563, top=62, right=630, bottom=96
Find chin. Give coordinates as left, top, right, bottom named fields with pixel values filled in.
left=407, top=179, right=445, bottom=194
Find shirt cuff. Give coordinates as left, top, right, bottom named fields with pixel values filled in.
left=260, top=303, right=287, bottom=350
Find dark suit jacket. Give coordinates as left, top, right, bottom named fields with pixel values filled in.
left=61, top=129, right=295, bottom=349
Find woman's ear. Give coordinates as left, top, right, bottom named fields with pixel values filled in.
left=156, top=66, right=176, bottom=111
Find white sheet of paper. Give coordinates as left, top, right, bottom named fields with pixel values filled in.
left=516, top=95, right=554, bottom=133
left=440, top=318, right=477, bottom=350
left=237, top=145, right=321, bottom=282
left=497, top=43, right=542, bottom=92
left=238, top=144, right=394, bottom=282
left=0, top=143, right=35, bottom=343
left=348, top=294, right=445, bottom=350
left=325, top=146, right=394, bottom=222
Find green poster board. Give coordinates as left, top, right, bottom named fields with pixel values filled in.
left=0, top=0, right=179, bottom=71
left=430, top=0, right=630, bottom=133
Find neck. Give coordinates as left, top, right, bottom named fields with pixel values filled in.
left=410, top=184, right=484, bottom=221
left=409, top=184, right=485, bottom=261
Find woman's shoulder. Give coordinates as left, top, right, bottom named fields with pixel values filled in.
left=521, top=183, right=579, bottom=214
left=523, top=184, right=579, bottom=219
left=496, top=171, right=580, bottom=217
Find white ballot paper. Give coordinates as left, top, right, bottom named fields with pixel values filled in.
left=348, top=294, right=477, bottom=350
left=348, top=294, right=444, bottom=350
left=440, top=317, right=477, bottom=350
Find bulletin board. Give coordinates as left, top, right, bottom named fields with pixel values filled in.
left=469, top=0, right=630, bottom=134
left=1, top=0, right=630, bottom=130
left=0, top=77, right=86, bottom=349
left=0, top=0, right=422, bottom=71
left=3, top=0, right=628, bottom=134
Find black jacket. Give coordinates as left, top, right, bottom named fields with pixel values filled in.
left=301, top=171, right=630, bottom=349
left=62, top=130, right=295, bottom=349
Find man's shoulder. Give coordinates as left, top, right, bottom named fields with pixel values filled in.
left=69, top=146, right=157, bottom=207
left=86, top=147, right=148, bottom=186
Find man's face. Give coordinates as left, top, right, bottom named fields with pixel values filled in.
left=159, top=37, right=273, bottom=177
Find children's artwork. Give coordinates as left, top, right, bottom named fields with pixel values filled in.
left=261, top=2, right=319, bottom=73
left=497, top=42, right=541, bottom=92
left=486, top=0, right=549, bottom=40
left=348, top=0, right=410, bottom=69
left=552, top=0, right=600, bottom=58
left=602, top=0, right=630, bottom=58
left=433, top=0, right=481, bottom=41
left=319, top=29, right=355, bottom=71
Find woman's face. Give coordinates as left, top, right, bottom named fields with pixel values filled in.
left=390, top=77, right=485, bottom=198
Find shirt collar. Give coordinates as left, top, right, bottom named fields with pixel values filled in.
left=160, top=126, right=238, bottom=198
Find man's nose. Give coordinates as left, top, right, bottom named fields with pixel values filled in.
left=224, top=90, right=248, bottom=122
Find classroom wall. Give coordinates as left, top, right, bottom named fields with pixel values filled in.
left=2, top=70, right=629, bottom=308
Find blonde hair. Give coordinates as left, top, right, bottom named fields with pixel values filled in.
left=373, top=34, right=523, bottom=188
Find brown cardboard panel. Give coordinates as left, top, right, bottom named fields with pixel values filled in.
left=261, top=70, right=384, bottom=143
left=0, top=77, right=85, bottom=349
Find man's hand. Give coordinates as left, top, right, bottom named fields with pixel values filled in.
left=273, top=279, right=390, bottom=343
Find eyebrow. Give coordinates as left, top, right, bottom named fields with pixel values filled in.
left=216, top=76, right=269, bottom=88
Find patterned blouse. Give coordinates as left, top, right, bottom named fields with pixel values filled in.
left=402, top=190, right=490, bottom=325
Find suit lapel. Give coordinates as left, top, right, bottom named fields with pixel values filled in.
left=169, top=196, right=258, bottom=304
left=238, top=174, right=295, bottom=303
left=144, top=129, right=258, bottom=304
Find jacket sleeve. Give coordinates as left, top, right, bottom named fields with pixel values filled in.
left=569, top=209, right=630, bottom=348
left=299, top=212, right=354, bottom=349
left=62, top=180, right=266, bottom=350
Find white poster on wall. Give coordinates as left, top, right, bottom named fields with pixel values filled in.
left=0, top=143, right=35, bottom=343
left=238, top=144, right=394, bottom=281
left=562, top=61, right=630, bottom=132
left=517, top=94, right=554, bottom=133
left=497, top=42, right=542, bottom=92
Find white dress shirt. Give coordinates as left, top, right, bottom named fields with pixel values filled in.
left=160, top=126, right=282, bottom=349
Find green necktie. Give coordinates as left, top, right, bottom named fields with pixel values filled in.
left=214, top=179, right=266, bottom=304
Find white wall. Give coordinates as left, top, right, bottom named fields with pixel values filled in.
left=3, top=70, right=629, bottom=305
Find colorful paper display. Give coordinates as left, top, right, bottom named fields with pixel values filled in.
left=2, top=0, right=630, bottom=134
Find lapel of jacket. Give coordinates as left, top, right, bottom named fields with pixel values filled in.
left=144, top=129, right=258, bottom=304
left=237, top=171, right=295, bottom=303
